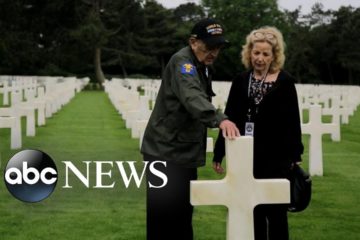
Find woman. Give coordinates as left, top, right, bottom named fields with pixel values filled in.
left=212, top=26, right=304, bottom=240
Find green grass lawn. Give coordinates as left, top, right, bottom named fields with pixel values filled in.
left=0, top=91, right=359, bottom=239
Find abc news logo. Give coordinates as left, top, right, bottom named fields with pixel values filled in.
left=4, top=150, right=167, bottom=203
left=4, top=150, right=58, bottom=203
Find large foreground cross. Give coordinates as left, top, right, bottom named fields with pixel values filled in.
left=191, top=137, right=290, bottom=240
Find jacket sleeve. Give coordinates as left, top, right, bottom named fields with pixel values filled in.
left=170, top=58, right=227, bottom=128
left=213, top=74, right=242, bottom=163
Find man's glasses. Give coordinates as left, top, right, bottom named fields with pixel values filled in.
left=253, top=31, right=277, bottom=45
left=198, top=43, right=223, bottom=54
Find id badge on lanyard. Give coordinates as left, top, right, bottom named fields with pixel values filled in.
left=245, top=106, right=255, bottom=136
left=245, top=122, right=254, bottom=136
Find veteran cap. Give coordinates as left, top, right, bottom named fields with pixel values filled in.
left=191, top=18, right=229, bottom=48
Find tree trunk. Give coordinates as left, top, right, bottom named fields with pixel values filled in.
left=94, top=47, right=105, bottom=84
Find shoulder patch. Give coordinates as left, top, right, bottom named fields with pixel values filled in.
left=181, top=63, right=196, bottom=75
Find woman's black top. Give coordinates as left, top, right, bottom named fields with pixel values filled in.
left=213, top=70, right=304, bottom=178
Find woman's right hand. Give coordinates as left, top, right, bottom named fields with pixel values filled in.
left=213, top=162, right=225, bottom=174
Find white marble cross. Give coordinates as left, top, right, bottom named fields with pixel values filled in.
left=12, top=91, right=36, bottom=137
left=0, top=108, right=22, bottom=149
left=322, top=95, right=341, bottom=141
left=191, top=136, right=290, bottom=240
left=131, top=96, right=152, bottom=138
left=206, top=137, right=214, bottom=152
left=301, top=104, right=338, bottom=176
left=0, top=81, right=10, bottom=105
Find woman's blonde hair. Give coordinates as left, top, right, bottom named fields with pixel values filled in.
left=241, top=26, right=285, bottom=73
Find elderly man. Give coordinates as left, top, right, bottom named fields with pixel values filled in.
left=141, top=18, right=239, bottom=240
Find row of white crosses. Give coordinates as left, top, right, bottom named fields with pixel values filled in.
left=296, top=84, right=359, bottom=125
left=104, top=79, right=151, bottom=147
left=296, top=84, right=360, bottom=176
left=0, top=76, right=89, bottom=149
left=142, top=79, right=161, bottom=102
left=0, top=76, right=40, bottom=149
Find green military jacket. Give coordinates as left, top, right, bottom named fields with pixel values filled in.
left=141, top=46, right=227, bottom=168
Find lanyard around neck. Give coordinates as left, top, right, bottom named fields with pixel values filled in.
left=247, top=70, right=269, bottom=98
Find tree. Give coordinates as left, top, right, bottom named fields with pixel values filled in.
left=280, top=8, right=318, bottom=83
left=331, top=6, right=360, bottom=84
left=138, top=0, right=176, bottom=75
left=0, top=0, right=92, bottom=76
left=70, top=0, right=115, bottom=84
left=98, top=0, right=146, bottom=77
left=201, top=0, right=285, bottom=80
left=173, top=2, right=205, bottom=22
left=172, top=3, right=206, bottom=52
left=0, top=1, right=52, bottom=74
left=1, top=0, right=358, bottom=84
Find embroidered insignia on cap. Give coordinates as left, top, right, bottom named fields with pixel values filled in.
left=181, top=63, right=196, bottom=75
left=206, top=24, right=223, bottom=35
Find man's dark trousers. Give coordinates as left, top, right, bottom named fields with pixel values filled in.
left=145, top=156, right=198, bottom=240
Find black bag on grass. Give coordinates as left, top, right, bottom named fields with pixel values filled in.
left=288, top=165, right=312, bottom=212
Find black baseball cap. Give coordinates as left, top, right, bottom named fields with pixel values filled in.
left=191, top=18, right=229, bottom=48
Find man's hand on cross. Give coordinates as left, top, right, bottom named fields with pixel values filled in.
left=219, top=119, right=240, bottom=139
